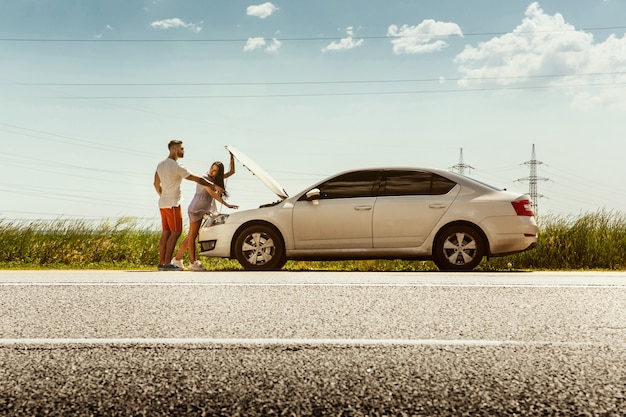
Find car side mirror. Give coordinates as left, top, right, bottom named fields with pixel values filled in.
left=306, top=188, right=321, bottom=205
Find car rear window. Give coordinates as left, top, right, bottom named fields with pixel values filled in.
left=381, top=170, right=456, bottom=196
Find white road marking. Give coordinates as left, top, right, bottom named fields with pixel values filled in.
left=0, top=338, right=606, bottom=347
left=1, top=282, right=624, bottom=288
left=2, top=270, right=625, bottom=287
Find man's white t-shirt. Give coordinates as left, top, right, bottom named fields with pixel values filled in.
left=156, top=158, right=191, bottom=209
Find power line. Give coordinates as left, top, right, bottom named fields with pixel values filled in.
left=35, top=80, right=626, bottom=99
left=1, top=26, right=625, bottom=42
left=0, top=152, right=145, bottom=178
left=2, top=72, right=622, bottom=87
left=0, top=124, right=161, bottom=160
left=0, top=210, right=157, bottom=222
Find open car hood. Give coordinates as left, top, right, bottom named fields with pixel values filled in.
left=226, top=145, right=289, bottom=200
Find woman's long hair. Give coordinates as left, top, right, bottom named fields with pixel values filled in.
left=209, top=161, right=228, bottom=198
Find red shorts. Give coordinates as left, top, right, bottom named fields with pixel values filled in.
left=160, top=206, right=183, bottom=232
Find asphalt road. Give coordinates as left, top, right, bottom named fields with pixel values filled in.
left=1, top=270, right=625, bottom=416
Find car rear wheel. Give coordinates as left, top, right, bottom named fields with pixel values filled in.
left=433, top=224, right=485, bottom=271
left=234, top=224, right=286, bottom=271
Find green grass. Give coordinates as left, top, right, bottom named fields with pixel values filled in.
left=0, top=217, right=159, bottom=270
left=483, top=209, right=626, bottom=271
left=1, top=210, right=625, bottom=271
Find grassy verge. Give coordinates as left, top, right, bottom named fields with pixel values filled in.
left=1, top=210, right=625, bottom=271
left=483, top=209, right=626, bottom=271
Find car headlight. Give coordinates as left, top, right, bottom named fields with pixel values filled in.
left=207, top=213, right=229, bottom=227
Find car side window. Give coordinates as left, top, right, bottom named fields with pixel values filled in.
left=314, top=170, right=381, bottom=199
left=431, top=173, right=457, bottom=194
left=381, top=170, right=456, bottom=196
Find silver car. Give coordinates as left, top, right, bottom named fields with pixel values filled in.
left=198, top=146, right=537, bottom=271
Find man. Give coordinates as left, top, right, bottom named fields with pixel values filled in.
left=154, top=140, right=220, bottom=271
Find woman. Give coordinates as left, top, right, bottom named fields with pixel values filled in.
left=172, top=152, right=237, bottom=271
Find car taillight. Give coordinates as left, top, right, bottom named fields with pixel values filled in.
left=511, top=199, right=534, bottom=216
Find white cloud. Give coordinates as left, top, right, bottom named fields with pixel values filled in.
left=150, top=18, right=202, bottom=34
left=454, top=2, right=626, bottom=109
left=244, top=37, right=282, bottom=53
left=94, top=24, right=114, bottom=39
left=247, top=2, right=279, bottom=19
left=322, top=27, right=364, bottom=52
left=144, top=0, right=164, bottom=12
left=387, top=19, right=463, bottom=55
left=244, top=37, right=266, bottom=52
left=265, top=38, right=282, bottom=53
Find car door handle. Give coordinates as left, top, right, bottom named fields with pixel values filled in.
left=429, top=204, right=447, bottom=209
left=354, top=205, right=373, bottom=211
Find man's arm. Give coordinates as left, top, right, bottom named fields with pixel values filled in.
left=186, top=174, right=224, bottom=194
left=153, top=172, right=162, bottom=195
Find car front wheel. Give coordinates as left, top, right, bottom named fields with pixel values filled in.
left=234, top=224, right=286, bottom=271
left=433, top=224, right=485, bottom=271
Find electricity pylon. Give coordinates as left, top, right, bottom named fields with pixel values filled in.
left=450, top=148, right=474, bottom=175
left=517, top=144, right=549, bottom=216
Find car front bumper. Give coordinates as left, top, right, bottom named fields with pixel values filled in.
left=198, top=222, right=241, bottom=258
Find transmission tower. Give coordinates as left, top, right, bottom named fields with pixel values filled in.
left=450, top=148, right=474, bottom=175
left=517, top=144, right=549, bottom=216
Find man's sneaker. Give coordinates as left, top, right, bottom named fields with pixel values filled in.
left=159, top=263, right=184, bottom=271
left=190, top=260, right=206, bottom=271
left=171, top=258, right=185, bottom=270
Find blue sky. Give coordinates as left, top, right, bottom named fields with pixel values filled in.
left=1, top=0, right=625, bottom=223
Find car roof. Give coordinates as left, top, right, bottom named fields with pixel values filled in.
left=308, top=167, right=503, bottom=192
